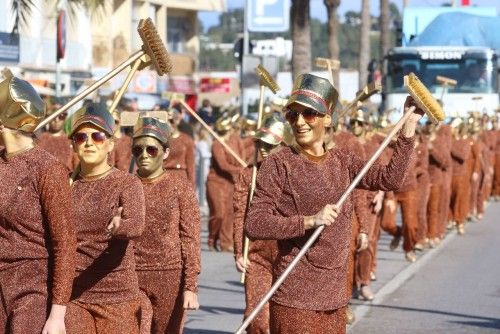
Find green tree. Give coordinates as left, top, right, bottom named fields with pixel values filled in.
left=11, top=0, right=106, bottom=34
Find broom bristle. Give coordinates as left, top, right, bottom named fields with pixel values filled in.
left=138, top=18, right=173, bottom=76
left=357, top=81, right=382, bottom=101
left=256, top=65, right=280, bottom=94
left=404, top=73, right=445, bottom=124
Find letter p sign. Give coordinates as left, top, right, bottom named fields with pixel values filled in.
left=248, top=0, right=290, bottom=32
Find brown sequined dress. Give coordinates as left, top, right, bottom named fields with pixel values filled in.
left=66, top=168, right=145, bottom=334
left=163, top=132, right=196, bottom=185
left=245, top=134, right=415, bottom=332
left=135, top=171, right=201, bottom=334
left=0, top=147, right=76, bottom=333
left=233, top=165, right=278, bottom=334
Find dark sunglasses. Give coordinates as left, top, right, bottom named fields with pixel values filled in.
left=72, top=132, right=107, bottom=145
left=132, top=145, right=160, bottom=158
left=58, top=113, right=67, bottom=121
left=285, top=108, right=324, bottom=124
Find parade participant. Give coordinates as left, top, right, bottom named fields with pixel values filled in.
left=477, top=118, right=493, bottom=219
left=468, top=118, right=484, bottom=220
left=449, top=118, right=471, bottom=235
left=66, top=102, right=145, bottom=334
left=0, top=74, right=76, bottom=334
left=133, top=116, right=201, bottom=333
left=163, top=105, right=196, bottom=185
left=437, top=123, right=453, bottom=236
left=207, top=115, right=245, bottom=252
left=109, top=110, right=133, bottom=172
left=413, top=125, right=431, bottom=250
left=36, top=97, right=74, bottom=170
left=233, top=113, right=285, bottom=334
left=423, top=121, right=450, bottom=247
left=492, top=115, right=500, bottom=200
left=331, top=110, right=370, bottom=318
left=245, top=73, right=422, bottom=333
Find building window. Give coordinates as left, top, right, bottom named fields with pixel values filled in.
left=167, top=16, right=187, bottom=53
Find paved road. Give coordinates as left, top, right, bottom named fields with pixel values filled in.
left=350, top=202, right=500, bottom=334
left=185, top=203, right=500, bottom=333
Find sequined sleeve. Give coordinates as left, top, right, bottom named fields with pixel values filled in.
left=178, top=177, right=201, bottom=292
left=112, top=177, right=145, bottom=240
left=233, top=167, right=252, bottom=258
left=353, top=134, right=416, bottom=191
left=451, top=138, right=470, bottom=163
left=39, top=162, right=77, bottom=305
left=429, top=137, right=450, bottom=170
left=245, top=157, right=305, bottom=240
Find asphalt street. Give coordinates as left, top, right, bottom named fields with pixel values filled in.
left=184, top=202, right=500, bottom=334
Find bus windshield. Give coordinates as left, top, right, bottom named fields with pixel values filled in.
left=385, top=54, right=497, bottom=94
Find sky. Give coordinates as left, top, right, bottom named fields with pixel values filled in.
left=198, top=0, right=500, bottom=31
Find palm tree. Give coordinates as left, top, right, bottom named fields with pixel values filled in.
left=291, top=0, right=311, bottom=81
left=358, top=0, right=370, bottom=90
left=10, top=0, right=105, bottom=34
left=324, top=0, right=341, bottom=88
left=379, top=0, right=390, bottom=77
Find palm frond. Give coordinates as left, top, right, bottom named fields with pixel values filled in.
left=11, top=0, right=37, bottom=34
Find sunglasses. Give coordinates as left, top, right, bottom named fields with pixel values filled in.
left=58, top=113, right=67, bottom=121
left=72, top=132, right=107, bottom=145
left=285, top=108, right=324, bottom=124
left=132, top=145, right=160, bottom=158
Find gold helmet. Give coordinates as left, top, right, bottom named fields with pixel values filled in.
left=285, top=73, right=338, bottom=115
left=215, top=115, right=232, bottom=133
left=0, top=72, right=45, bottom=132
left=240, top=117, right=257, bottom=136
left=254, top=112, right=286, bottom=146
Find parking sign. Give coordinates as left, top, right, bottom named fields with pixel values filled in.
left=247, top=0, right=290, bottom=32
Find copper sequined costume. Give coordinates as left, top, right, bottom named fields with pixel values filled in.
left=233, top=166, right=278, bottom=334
left=245, top=135, right=415, bottom=331
left=450, top=137, right=471, bottom=225
left=207, top=133, right=244, bottom=250
left=469, top=138, right=483, bottom=217
left=437, top=125, right=452, bottom=236
left=163, top=133, right=196, bottom=185
left=0, top=147, right=76, bottom=333
left=36, top=132, right=74, bottom=170
left=111, top=135, right=133, bottom=172
left=66, top=168, right=145, bottom=334
left=415, top=135, right=430, bottom=244
left=493, top=130, right=500, bottom=197
left=427, top=131, right=450, bottom=239
left=135, top=172, right=201, bottom=334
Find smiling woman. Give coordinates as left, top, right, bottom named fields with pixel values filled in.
left=65, top=102, right=146, bottom=334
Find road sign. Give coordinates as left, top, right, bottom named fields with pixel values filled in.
left=247, top=0, right=290, bottom=32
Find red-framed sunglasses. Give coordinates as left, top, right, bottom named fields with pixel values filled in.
left=72, top=132, right=107, bottom=145
left=284, top=108, right=324, bottom=124
left=132, top=145, right=160, bottom=158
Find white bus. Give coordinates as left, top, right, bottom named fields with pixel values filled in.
left=383, top=46, right=498, bottom=120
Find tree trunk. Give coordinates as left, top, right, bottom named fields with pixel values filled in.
left=291, top=0, right=312, bottom=82
left=379, top=0, right=390, bottom=76
left=358, top=0, right=370, bottom=90
left=324, top=0, right=341, bottom=88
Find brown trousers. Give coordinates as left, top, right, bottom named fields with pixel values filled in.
left=347, top=215, right=359, bottom=297
left=381, top=190, right=418, bottom=252
left=0, top=260, right=49, bottom=334
left=439, top=171, right=453, bottom=235
left=415, top=180, right=431, bottom=243
left=65, top=299, right=141, bottom=334
left=427, top=183, right=442, bottom=239
left=137, top=269, right=185, bottom=334
left=470, top=173, right=481, bottom=216
left=355, top=208, right=377, bottom=286
left=450, top=174, right=469, bottom=225
left=244, top=246, right=275, bottom=334
left=270, top=302, right=346, bottom=334
left=207, top=179, right=234, bottom=250
left=477, top=171, right=488, bottom=215
left=370, top=214, right=382, bottom=275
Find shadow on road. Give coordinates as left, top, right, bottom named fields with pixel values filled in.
left=450, top=320, right=500, bottom=330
